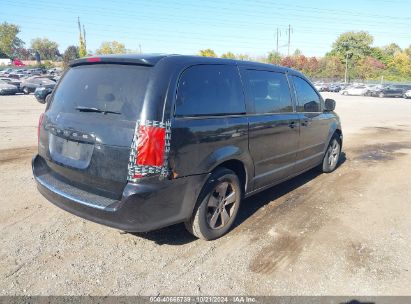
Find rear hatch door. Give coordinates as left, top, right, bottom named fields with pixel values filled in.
left=40, top=63, right=151, bottom=199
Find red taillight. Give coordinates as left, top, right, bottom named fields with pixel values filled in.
left=127, top=120, right=171, bottom=182
left=87, top=57, right=101, bottom=63
left=136, top=125, right=166, bottom=167
left=37, top=113, right=44, bottom=142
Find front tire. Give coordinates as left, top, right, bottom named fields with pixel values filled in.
left=185, top=168, right=241, bottom=240
left=321, top=134, right=341, bottom=173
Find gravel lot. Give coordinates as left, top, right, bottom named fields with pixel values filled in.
left=0, top=93, right=411, bottom=295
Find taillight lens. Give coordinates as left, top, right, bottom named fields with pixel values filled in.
left=37, top=113, right=44, bottom=142
left=136, top=125, right=166, bottom=167
left=128, top=120, right=170, bottom=182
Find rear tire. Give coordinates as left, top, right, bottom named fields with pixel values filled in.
left=321, top=134, right=341, bottom=173
left=185, top=168, right=241, bottom=240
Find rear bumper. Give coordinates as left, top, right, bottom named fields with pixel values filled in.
left=32, top=154, right=208, bottom=232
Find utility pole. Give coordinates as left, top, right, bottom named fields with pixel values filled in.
left=276, top=28, right=279, bottom=54
left=287, top=24, right=292, bottom=56
left=83, top=25, right=87, bottom=52
left=344, top=52, right=349, bottom=84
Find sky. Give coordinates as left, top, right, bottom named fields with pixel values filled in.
left=1, top=0, right=411, bottom=57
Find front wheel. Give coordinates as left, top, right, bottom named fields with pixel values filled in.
left=185, top=168, right=241, bottom=240
left=321, top=134, right=341, bottom=173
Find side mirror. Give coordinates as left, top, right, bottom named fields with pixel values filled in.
left=324, top=98, right=336, bottom=111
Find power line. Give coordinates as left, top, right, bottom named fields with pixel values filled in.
left=3, top=0, right=411, bottom=29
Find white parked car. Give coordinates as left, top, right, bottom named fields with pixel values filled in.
left=404, top=90, right=411, bottom=99
left=340, top=86, right=368, bottom=96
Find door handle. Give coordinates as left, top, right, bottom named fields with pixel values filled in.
left=288, top=121, right=296, bottom=129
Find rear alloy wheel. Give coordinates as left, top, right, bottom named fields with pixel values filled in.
left=185, top=168, right=241, bottom=240
left=22, top=87, right=29, bottom=95
left=321, top=135, right=341, bottom=173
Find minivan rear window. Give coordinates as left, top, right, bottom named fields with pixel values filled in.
left=49, top=64, right=150, bottom=121
left=175, top=65, right=245, bottom=117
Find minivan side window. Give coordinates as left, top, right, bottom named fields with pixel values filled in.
left=175, top=65, right=245, bottom=117
left=292, top=76, right=321, bottom=112
left=244, top=70, right=293, bottom=114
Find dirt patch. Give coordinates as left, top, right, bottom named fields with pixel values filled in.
left=351, top=142, right=411, bottom=162
left=249, top=232, right=303, bottom=274
left=345, top=241, right=398, bottom=281
left=0, top=146, right=37, bottom=165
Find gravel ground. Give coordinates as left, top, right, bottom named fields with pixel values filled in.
left=0, top=93, right=410, bottom=295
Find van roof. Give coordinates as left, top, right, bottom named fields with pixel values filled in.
left=69, top=53, right=295, bottom=74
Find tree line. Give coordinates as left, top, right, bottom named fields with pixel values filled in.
left=199, top=32, right=411, bottom=82
left=1, top=22, right=410, bottom=81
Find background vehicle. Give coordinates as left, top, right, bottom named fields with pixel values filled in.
left=33, top=54, right=342, bottom=240
left=403, top=90, right=411, bottom=99
left=314, top=82, right=329, bottom=92
left=340, top=85, right=368, bottom=96
left=369, top=85, right=405, bottom=98
left=20, top=77, right=55, bottom=94
left=0, top=77, right=21, bottom=91
left=328, top=84, right=341, bottom=92
left=34, top=86, right=53, bottom=103
left=0, top=68, right=13, bottom=75
left=0, top=79, right=19, bottom=95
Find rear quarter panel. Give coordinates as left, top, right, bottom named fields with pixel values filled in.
left=169, top=117, right=252, bottom=185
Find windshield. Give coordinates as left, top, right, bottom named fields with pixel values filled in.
left=49, top=64, right=150, bottom=121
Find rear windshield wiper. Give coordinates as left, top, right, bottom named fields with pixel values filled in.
left=75, top=106, right=121, bottom=115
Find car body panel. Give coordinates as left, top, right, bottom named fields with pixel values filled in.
left=33, top=54, right=342, bottom=232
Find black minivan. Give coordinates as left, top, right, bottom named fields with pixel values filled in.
left=33, top=54, right=342, bottom=240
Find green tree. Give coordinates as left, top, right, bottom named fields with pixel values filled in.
left=221, top=51, right=236, bottom=59
left=78, top=17, right=87, bottom=57
left=267, top=51, right=282, bottom=64
left=13, top=47, right=32, bottom=60
left=370, top=47, right=390, bottom=65
left=404, top=45, right=411, bottom=59
left=319, top=56, right=345, bottom=79
left=63, top=45, right=79, bottom=68
left=0, top=22, right=24, bottom=57
left=355, top=56, right=385, bottom=79
left=30, top=38, right=59, bottom=60
left=198, top=49, right=217, bottom=57
left=293, top=49, right=302, bottom=56
left=95, top=41, right=126, bottom=55
left=236, top=53, right=251, bottom=61
left=381, top=43, right=402, bottom=58
left=329, top=31, right=374, bottom=63
left=387, top=52, right=411, bottom=77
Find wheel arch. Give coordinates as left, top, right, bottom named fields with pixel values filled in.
left=212, top=159, right=248, bottom=196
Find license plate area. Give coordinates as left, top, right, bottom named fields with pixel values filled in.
left=49, top=134, right=94, bottom=169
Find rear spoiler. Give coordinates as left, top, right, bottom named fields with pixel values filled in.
left=69, top=54, right=167, bottom=67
